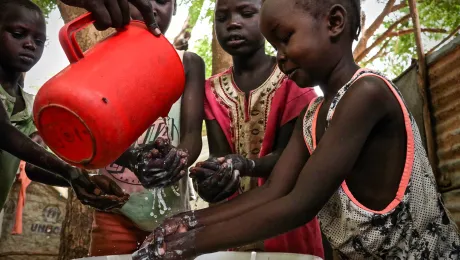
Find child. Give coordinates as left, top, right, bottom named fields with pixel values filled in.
left=60, top=0, right=206, bottom=256
left=133, top=0, right=460, bottom=259
left=0, top=0, right=128, bottom=211
left=189, top=0, right=323, bottom=256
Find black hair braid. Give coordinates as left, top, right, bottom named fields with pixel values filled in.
left=350, top=0, right=362, bottom=40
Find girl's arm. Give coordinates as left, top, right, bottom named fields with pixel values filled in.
left=192, top=77, right=392, bottom=253
left=25, top=164, right=70, bottom=187
left=177, top=51, right=206, bottom=166
left=193, top=111, right=310, bottom=226
left=0, top=107, right=77, bottom=182
left=0, top=106, right=128, bottom=210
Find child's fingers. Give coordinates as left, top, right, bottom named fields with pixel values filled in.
left=77, top=189, right=126, bottom=210
left=129, top=0, right=161, bottom=35
left=109, top=180, right=128, bottom=197
left=169, top=158, right=187, bottom=182
left=148, top=149, right=161, bottom=159
left=215, top=170, right=240, bottom=202
left=168, top=153, right=182, bottom=175
left=217, top=167, right=233, bottom=188
left=197, top=160, right=221, bottom=171
left=189, top=167, right=216, bottom=179
left=105, top=0, right=124, bottom=28
left=90, top=2, right=112, bottom=31
left=118, top=0, right=130, bottom=26
left=141, top=232, right=156, bottom=248
left=169, top=170, right=187, bottom=185
left=146, top=157, right=164, bottom=169
left=163, top=148, right=178, bottom=169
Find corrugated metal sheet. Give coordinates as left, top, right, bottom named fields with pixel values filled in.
left=427, top=35, right=460, bottom=225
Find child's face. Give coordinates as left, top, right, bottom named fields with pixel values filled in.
left=214, top=0, right=265, bottom=56
left=129, top=0, right=174, bottom=34
left=0, top=6, right=46, bottom=73
left=260, top=0, right=338, bottom=88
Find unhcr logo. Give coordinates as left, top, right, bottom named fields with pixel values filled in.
left=42, top=204, right=61, bottom=223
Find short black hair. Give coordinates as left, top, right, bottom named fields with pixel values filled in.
left=0, top=0, right=44, bottom=21
left=295, top=0, right=361, bottom=40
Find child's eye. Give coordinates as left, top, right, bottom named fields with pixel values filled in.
left=155, top=0, right=168, bottom=5
left=281, top=32, right=293, bottom=43
left=35, top=38, right=46, bottom=47
left=11, top=31, right=25, bottom=39
left=216, top=14, right=227, bottom=22
left=241, top=11, right=255, bottom=18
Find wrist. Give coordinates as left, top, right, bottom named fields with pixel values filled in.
left=239, top=157, right=255, bottom=177
left=65, top=165, right=81, bottom=183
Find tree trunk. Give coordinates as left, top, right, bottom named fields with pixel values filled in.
left=57, top=2, right=115, bottom=51
left=56, top=2, right=114, bottom=260
left=58, top=192, right=94, bottom=260
left=211, top=24, right=232, bottom=74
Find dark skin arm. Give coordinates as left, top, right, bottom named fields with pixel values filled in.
left=176, top=51, right=205, bottom=166
left=107, top=51, right=205, bottom=188
left=25, top=164, right=70, bottom=187
left=0, top=117, right=78, bottom=182
left=0, top=108, right=128, bottom=210
left=204, top=116, right=333, bottom=258
left=193, top=111, right=310, bottom=226
left=23, top=133, right=70, bottom=187
left=133, top=113, right=311, bottom=258
left=205, top=117, right=296, bottom=178
left=115, top=51, right=205, bottom=168
left=191, top=78, right=392, bottom=254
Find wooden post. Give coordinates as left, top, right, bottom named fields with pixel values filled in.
left=408, top=0, right=439, bottom=180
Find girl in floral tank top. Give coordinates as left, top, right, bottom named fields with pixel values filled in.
left=302, top=69, right=460, bottom=259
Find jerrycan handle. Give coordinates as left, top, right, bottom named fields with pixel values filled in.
left=59, top=12, right=95, bottom=63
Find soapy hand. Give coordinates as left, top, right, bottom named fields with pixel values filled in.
left=141, top=212, right=200, bottom=250
left=60, top=0, right=161, bottom=35
left=190, top=155, right=254, bottom=203
left=132, top=228, right=198, bottom=260
left=128, top=137, right=189, bottom=189
left=69, top=168, right=129, bottom=211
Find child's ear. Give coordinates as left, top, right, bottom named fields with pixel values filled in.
left=327, top=4, right=346, bottom=40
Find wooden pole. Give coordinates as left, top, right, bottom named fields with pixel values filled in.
left=408, top=0, right=440, bottom=180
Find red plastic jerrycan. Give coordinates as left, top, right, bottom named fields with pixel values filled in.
left=33, top=13, right=185, bottom=169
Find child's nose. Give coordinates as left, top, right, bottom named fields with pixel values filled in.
left=277, top=50, right=287, bottom=63
left=24, top=38, right=37, bottom=51
left=227, top=18, right=243, bottom=30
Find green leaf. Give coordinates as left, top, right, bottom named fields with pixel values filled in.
left=31, top=0, right=56, bottom=18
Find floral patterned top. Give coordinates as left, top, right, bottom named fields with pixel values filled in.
left=302, top=69, right=460, bottom=259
